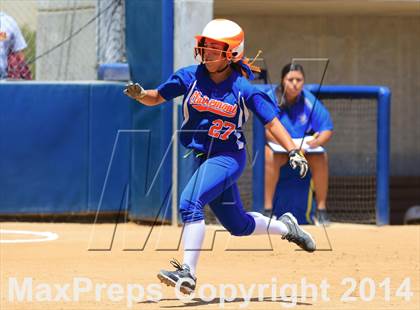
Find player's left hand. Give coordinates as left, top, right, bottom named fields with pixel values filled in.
left=307, top=139, right=321, bottom=148
left=124, top=81, right=147, bottom=100
left=306, top=132, right=321, bottom=148
left=288, top=149, right=309, bottom=178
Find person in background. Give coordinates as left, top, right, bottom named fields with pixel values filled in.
left=264, top=63, right=333, bottom=225
left=0, top=11, right=31, bottom=80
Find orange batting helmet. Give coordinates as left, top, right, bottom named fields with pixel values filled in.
left=194, top=19, right=244, bottom=63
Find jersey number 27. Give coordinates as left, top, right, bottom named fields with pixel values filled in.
left=208, top=119, right=236, bottom=141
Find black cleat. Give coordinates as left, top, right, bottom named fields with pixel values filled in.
left=157, top=259, right=196, bottom=295
left=278, top=212, right=316, bottom=252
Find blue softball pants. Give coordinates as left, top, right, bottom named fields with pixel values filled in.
left=179, top=149, right=256, bottom=236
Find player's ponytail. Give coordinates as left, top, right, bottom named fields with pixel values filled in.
left=230, top=50, right=262, bottom=80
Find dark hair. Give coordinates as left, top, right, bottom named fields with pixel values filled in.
left=280, top=63, right=305, bottom=93
left=230, top=62, right=248, bottom=77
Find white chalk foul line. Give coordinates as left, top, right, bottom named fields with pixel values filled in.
left=0, top=229, right=59, bottom=243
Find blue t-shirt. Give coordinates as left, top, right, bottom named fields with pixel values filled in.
left=158, top=65, right=278, bottom=153
left=270, top=88, right=333, bottom=138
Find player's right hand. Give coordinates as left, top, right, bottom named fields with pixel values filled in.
left=288, top=149, right=308, bottom=178
left=124, top=81, right=147, bottom=100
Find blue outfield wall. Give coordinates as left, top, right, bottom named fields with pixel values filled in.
left=125, top=0, right=174, bottom=222
left=1, top=0, right=175, bottom=220
left=0, top=82, right=132, bottom=215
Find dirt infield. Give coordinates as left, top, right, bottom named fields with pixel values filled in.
left=1, top=222, right=419, bottom=309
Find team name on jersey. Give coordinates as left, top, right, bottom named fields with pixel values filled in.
left=190, top=90, right=237, bottom=118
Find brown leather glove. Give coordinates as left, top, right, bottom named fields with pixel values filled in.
left=123, top=82, right=147, bottom=100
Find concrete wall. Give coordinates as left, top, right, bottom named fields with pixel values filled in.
left=97, top=0, right=126, bottom=64
left=36, top=0, right=97, bottom=80
left=0, top=0, right=38, bottom=31
left=221, top=14, right=420, bottom=176
left=174, top=0, right=213, bottom=70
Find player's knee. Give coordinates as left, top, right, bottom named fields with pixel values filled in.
left=179, top=197, right=205, bottom=223
left=228, top=228, right=246, bottom=236
left=226, top=225, right=252, bottom=236
left=224, top=219, right=255, bottom=236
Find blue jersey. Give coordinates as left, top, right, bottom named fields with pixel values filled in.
left=158, top=65, right=278, bottom=153
left=270, top=88, right=333, bottom=138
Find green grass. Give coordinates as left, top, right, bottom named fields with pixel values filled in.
left=20, top=24, right=36, bottom=79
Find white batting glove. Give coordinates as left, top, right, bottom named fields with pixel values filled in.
left=124, top=81, right=147, bottom=100
left=288, top=149, right=309, bottom=178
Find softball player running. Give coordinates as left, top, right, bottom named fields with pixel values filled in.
left=124, top=19, right=316, bottom=295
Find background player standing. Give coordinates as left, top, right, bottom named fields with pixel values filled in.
left=124, top=19, right=316, bottom=295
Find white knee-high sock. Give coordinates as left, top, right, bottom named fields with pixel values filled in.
left=248, top=212, right=288, bottom=236
left=182, top=220, right=205, bottom=276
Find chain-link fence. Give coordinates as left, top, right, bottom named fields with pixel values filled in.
left=0, top=0, right=126, bottom=81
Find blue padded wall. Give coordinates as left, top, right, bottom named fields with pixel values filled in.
left=88, top=83, right=132, bottom=213
left=0, top=82, right=132, bottom=215
left=0, top=83, right=90, bottom=213
left=125, top=0, right=174, bottom=222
